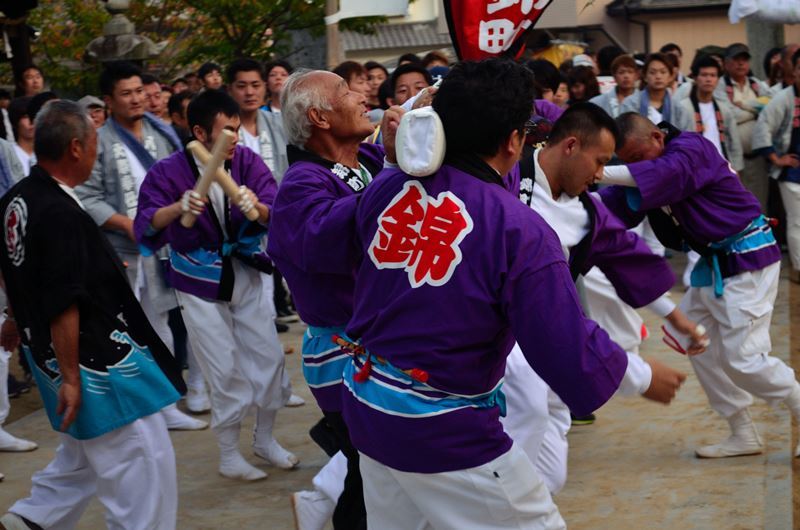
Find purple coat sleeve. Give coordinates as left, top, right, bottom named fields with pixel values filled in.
left=236, top=146, right=278, bottom=208
left=267, top=167, right=363, bottom=275
left=626, top=134, right=722, bottom=210
left=534, top=99, right=564, bottom=122
left=135, top=160, right=181, bottom=252
left=502, top=213, right=628, bottom=416
left=583, top=195, right=675, bottom=308
left=597, top=186, right=647, bottom=229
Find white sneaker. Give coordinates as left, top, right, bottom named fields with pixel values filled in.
left=286, top=394, right=305, bottom=407
left=219, top=451, right=268, bottom=481
left=162, top=404, right=208, bottom=431
left=185, top=387, right=211, bottom=413
left=0, top=428, right=37, bottom=452
left=292, top=490, right=335, bottom=530
left=254, top=439, right=299, bottom=469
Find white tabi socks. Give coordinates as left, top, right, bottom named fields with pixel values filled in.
left=161, top=403, right=208, bottom=431
left=217, top=424, right=268, bottom=481
left=695, top=408, right=764, bottom=458
left=0, top=427, right=37, bottom=452
left=253, top=408, right=299, bottom=469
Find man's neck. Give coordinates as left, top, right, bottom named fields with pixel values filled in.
left=270, top=95, right=281, bottom=110
left=17, top=137, right=33, bottom=154
left=113, top=114, right=144, bottom=141
left=241, top=109, right=258, bottom=135
left=648, top=88, right=666, bottom=104
left=731, top=73, right=748, bottom=87
left=697, top=90, right=714, bottom=103
left=39, top=161, right=79, bottom=188
left=537, top=147, right=563, bottom=200
left=305, top=135, right=360, bottom=167
left=616, top=86, right=634, bottom=101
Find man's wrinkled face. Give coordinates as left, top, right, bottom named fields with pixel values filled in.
left=324, top=75, right=374, bottom=141
left=107, top=76, right=145, bottom=122
left=616, top=132, right=665, bottom=164
left=229, top=70, right=266, bottom=113
left=560, top=129, right=616, bottom=197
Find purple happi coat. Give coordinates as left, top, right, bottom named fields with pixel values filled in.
left=342, top=155, right=628, bottom=474
left=600, top=130, right=780, bottom=278
left=134, top=146, right=277, bottom=300
left=267, top=143, right=385, bottom=411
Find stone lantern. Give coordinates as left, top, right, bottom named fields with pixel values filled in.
left=85, top=0, right=164, bottom=63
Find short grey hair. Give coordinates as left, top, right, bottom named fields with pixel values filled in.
left=281, top=69, right=333, bottom=147
left=34, top=100, right=93, bottom=162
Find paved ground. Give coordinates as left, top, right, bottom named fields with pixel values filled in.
left=0, top=258, right=797, bottom=529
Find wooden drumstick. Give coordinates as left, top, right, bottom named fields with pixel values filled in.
left=181, top=130, right=236, bottom=227
left=187, top=140, right=260, bottom=222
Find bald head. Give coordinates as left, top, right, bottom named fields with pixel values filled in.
left=614, top=112, right=665, bottom=163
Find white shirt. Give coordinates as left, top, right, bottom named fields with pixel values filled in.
left=529, top=150, right=591, bottom=259
left=121, top=143, right=147, bottom=195
left=12, top=144, right=34, bottom=176
left=240, top=127, right=261, bottom=156
left=646, top=106, right=663, bottom=125
left=192, top=154, right=227, bottom=237
left=698, top=101, right=723, bottom=155
left=56, top=181, right=85, bottom=210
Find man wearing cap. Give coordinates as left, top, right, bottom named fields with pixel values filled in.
left=714, top=43, right=774, bottom=210
left=78, top=96, right=107, bottom=129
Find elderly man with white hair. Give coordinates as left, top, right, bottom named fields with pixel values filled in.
left=267, top=70, right=403, bottom=530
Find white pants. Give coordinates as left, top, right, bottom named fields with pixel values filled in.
left=501, top=345, right=570, bottom=494
left=176, top=261, right=290, bottom=430
left=360, top=445, right=566, bottom=530
left=10, top=413, right=176, bottom=530
left=260, top=272, right=292, bottom=397
left=686, top=263, right=797, bottom=417
left=779, top=180, right=800, bottom=271
left=582, top=268, right=643, bottom=354
left=683, top=251, right=701, bottom=289
left=0, top=315, right=10, bottom=425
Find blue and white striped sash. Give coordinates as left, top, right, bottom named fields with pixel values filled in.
left=302, top=326, right=350, bottom=389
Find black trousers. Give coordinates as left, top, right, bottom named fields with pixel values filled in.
left=323, top=410, right=367, bottom=530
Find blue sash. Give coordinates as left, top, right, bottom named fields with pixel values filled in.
left=302, top=325, right=350, bottom=389
left=638, top=88, right=672, bottom=123
left=343, top=351, right=507, bottom=419
left=690, top=215, right=775, bottom=297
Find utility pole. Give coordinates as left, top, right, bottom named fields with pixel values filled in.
left=325, top=0, right=344, bottom=68
left=745, top=18, right=784, bottom=79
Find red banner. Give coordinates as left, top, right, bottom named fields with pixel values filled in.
left=444, top=0, right=554, bottom=61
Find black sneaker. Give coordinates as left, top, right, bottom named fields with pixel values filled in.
left=570, top=413, right=596, bottom=426
left=7, top=375, right=30, bottom=399
left=276, top=308, right=300, bottom=324
left=276, top=322, right=289, bottom=333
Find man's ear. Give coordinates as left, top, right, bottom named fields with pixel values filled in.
left=192, top=125, right=207, bottom=143
left=69, top=137, right=83, bottom=161
left=562, top=136, right=579, bottom=156
left=308, top=107, right=330, bottom=130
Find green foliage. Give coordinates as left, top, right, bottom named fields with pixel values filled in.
left=13, top=0, right=386, bottom=95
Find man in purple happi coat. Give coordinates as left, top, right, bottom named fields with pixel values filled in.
left=134, top=90, right=297, bottom=481
left=340, top=59, right=632, bottom=529
left=601, top=113, right=800, bottom=459
left=267, top=69, right=399, bottom=530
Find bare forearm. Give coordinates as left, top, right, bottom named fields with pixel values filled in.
left=50, top=305, right=80, bottom=385
left=151, top=202, right=183, bottom=230
left=102, top=213, right=132, bottom=234
left=255, top=203, right=270, bottom=224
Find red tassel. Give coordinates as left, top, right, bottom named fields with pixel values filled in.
left=407, top=368, right=429, bottom=383
left=331, top=334, right=342, bottom=345
left=354, top=358, right=372, bottom=383
left=768, top=217, right=779, bottom=228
